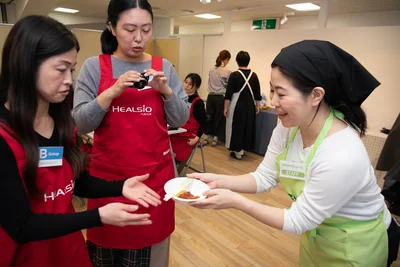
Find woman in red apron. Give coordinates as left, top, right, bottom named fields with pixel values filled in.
left=170, top=73, right=206, bottom=167
left=188, top=40, right=396, bottom=266
left=72, top=1, right=189, bottom=266
left=0, top=15, right=161, bottom=267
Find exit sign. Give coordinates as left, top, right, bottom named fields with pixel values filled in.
left=252, top=19, right=277, bottom=30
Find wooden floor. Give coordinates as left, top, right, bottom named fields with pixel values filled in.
left=73, top=141, right=400, bottom=267
left=170, top=143, right=299, bottom=267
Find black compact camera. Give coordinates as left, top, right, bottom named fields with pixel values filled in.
left=130, top=73, right=149, bottom=89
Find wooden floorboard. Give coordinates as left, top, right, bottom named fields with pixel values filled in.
left=169, top=143, right=298, bottom=267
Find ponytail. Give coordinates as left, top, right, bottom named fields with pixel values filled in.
left=101, top=28, right=118, bottom=54
left=215, top=50, right=231, bottom=67
left=331, top=102, right=367, bottom=136
left=215, top=56, right=222, bottom=67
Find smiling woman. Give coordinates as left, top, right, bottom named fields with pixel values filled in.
left=188, top=40, right=395, bottom=267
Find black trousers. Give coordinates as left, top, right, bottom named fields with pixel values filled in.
left=387, top=218, right=400, bottom=266
left=205, top=94, right=225, bottom=140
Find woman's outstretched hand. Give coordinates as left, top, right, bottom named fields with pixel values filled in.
left=186, top=173, right=222, bottom=189
left=189, top=189, right=242, bottom=210
left=122, top=174, right=162, bottom=208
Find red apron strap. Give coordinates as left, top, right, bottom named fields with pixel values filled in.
left=99, top=54, right=113, bottom=80
left=192, top=96, right=202, bottom=106
left=191, top=96, right=203, bottom=113
left=151, top=56, right=163, bottom=71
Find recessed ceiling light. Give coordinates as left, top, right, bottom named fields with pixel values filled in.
left=195, top=13, right=221, bottom=19
left=54, top=7, right=79, bottom=13
left=286, top=3, right=320, bottom=11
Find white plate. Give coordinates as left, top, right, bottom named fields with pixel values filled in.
left=164, top=177, right=210, bottom=205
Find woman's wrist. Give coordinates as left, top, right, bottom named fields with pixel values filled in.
left=97, top=88, right=116, bottom=111
left=216, top=174, right=229, bottom=189
left=233, top=194, right=249, bottom=211
left=161, top=86, right=173, bottom=100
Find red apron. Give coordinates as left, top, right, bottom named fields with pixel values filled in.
left=170, top=96, right=201, bottom=162
left=87, top=54, right=175, bottom=249
left=0, top=124, right=91, bottom=267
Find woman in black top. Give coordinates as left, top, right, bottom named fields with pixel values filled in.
left=184, top=73, right=207, bottom=145
left=170, top=73, right=206, bottom=169
left=224, top=51, right=261, bottom=159
left=0, top=15, right=161, bottom=266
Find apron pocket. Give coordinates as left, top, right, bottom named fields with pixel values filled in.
left=313, top=231, right=349, bottom=266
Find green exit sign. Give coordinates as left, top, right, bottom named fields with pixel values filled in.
left=252, top=19, right=277, bottom=30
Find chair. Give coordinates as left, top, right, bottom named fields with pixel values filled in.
left=179, top=142, right=206, bottom=176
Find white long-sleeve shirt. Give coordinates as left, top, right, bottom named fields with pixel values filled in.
left=250, top=123, right=391, bottom=235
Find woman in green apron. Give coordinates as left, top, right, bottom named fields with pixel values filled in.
left=189, top=40, right=394, bottom=266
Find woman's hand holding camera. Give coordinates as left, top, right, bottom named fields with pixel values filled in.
left=144, top=69, right=172, bottom=99
left=98, top=69, right=172, bottom=110
left=109, top=70, right=142, bottom=98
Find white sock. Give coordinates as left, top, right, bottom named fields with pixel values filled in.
left=234, top=152, right=242, bottom=159
left=213, top=136, right=218, bottom=141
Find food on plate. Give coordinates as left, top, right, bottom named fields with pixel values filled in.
left=176, top=190, right=200, bottom=199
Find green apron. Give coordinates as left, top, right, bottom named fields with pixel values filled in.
left=275, top=109, right=388, bottom=267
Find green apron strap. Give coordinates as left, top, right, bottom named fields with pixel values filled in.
left=301, top=109, right=338, bottom=246
left=304, top=106, right=344, bottom=166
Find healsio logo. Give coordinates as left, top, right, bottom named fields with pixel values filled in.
left=43, top=180, right=74, bottom=202
left=112, top=105, right=153, bottom=116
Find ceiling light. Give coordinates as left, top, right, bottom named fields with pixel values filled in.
left=199, top=0, right=223, bottom=3
left=286, top=3, right=320, bottom=11
left=195, top=13, right=221, bottom=19
left=54, top=7, right=79, bottom=13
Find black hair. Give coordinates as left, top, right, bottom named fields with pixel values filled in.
left=185, top=73, right=202, bottom=90
left=0, top=15, right=85, bottom=193
left=101, top=0, right=153, bottom=54
left=236, top=51, right=250, bottom=67
left=215, top=50, right=231, bottom=67
left=271, top=64, right=367, bottom=136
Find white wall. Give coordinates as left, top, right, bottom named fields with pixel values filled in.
left=190, top=26, right=400, bottom=137
left=153, top=17, right=172, bottom=38
left=178, top=10, right=400, bottom=34
left=5, top=0, right=28, bottom=23
left=177, top=35, right=205, bottom=95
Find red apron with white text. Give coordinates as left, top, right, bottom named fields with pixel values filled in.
left=87, top=54, right=175, bottom=249
left=170, top=97, right=201, bottom=162
left=0, top=124, right=91, bottom=267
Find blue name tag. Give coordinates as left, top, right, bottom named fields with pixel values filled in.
left=38, top=147, right=63, bottom=167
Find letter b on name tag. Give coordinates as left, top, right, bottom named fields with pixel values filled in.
left=38, top=147, right=63, bottom=167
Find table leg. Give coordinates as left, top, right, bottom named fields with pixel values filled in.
left=169, top=140, right=178, bottom=177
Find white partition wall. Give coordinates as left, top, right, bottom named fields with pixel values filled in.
left=178, top=35, right=205, bottom=94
